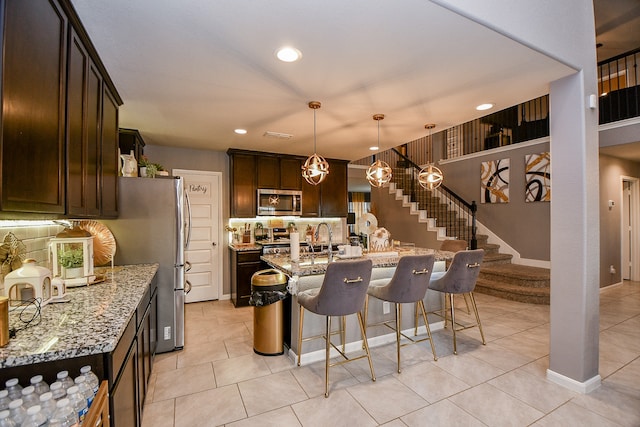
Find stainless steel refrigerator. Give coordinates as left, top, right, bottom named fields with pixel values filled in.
left=103, top=176, right=191, bottom=353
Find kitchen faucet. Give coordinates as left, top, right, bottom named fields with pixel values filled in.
left=315, top=222, right=333, bottom=263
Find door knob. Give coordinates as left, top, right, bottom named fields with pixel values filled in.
left=212, top=242, right=217, bottom=246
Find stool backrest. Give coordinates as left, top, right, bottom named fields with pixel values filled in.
left=385, top=254, right=435, bottom=303
left=314, top=259, right=373, bottom=316
left=433, top=249, right=484, bottom=294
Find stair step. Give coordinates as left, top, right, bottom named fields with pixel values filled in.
left=481, top=253, right=513, bottom=265
left=475, top=278, right=550, bottom=304
left=478, top=243, right=500, bottom=254
left=480, top=264, right=550, bottom=288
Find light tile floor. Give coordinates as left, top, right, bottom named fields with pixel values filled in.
left=142, top=281, right=640, bottom=426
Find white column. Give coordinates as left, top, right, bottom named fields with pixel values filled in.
left=547, top=71, right=601, bottom=393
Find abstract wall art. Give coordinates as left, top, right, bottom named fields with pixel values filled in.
left=481, top=158, right=509, bottom=203
left=525, top=152, right=551, bottom=202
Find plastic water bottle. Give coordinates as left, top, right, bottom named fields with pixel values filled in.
left=79, top=366, right=99, bottom=396
left=7, top=399, right=26, bottom=425
left=73, top=376, right=93, bottom=409
left=19, top=405, right=46, bottom=427
left=49, top=383, right=65, bottom=401
left=37, top=392, right=56, bottom=420
left=28, top=377, right=48, bottom=397
left=0, top=409, right=17, bottom=427
left=65, top=386, right=86, bottom=425
left=4, top=380, right=22, bottom=401
left=55, top=372, right=73, bottom=393
left=0, top=391, right=11, bottom=412
left=18, top=388, right=38, bottom=410
left=48, top=399, right=78, bottom=427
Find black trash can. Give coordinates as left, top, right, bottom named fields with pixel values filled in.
left=249, top=269, right=287, bottom=356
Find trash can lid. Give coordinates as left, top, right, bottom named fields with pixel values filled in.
left=251, top=269, right=287, bottom=286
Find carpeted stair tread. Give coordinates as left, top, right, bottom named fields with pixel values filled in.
left=481, top=263, right=550, bottom=279
left=475, top=278, right=549, bottom=304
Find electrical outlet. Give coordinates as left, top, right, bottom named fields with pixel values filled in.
left=609, top=265, right=616, bottom=274
left=164, top=326, right=171, bottom=340
left=383, top=301, right=390, bottom=314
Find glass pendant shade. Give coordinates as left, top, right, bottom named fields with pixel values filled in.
left=367, top=114, right=392, bottom=187
left=418, top=164, right=444, bottom=190
left=366, top=159, right=392, bottom=187
left=302, top=101, right=329, bottom=185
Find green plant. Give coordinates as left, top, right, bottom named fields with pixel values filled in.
left=58, top=248, right=84, bottom=268
left=145, top=163, right=158, bottom=178
left=138, top=155, right=151, bottom=168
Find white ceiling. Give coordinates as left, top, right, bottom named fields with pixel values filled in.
left=69, top=1, right=639, bottom=162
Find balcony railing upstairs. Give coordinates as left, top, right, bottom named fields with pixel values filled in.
left=443, top=95, right=549, bottom=160
left=598, top=48, right=640, bottom=124
left=371, top=148, right=478, bottom=249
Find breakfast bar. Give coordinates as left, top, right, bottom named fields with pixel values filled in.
left=261, top=248, right=453, bottom=364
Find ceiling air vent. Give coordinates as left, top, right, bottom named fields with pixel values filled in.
left=263, top=131, right=293, bottom=139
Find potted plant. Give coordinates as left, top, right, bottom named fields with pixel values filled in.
left=58, top=247, right=84, bottom=279
left=138, top=155, right=151, bottom=177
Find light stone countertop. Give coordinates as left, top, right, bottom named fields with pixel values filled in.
left=261, top=248, right=454, bottom=277
left=0, top=264, right=158, bottom=369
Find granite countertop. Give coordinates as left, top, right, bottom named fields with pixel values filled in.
left=261, top=248, right=454, bottom=277
left=0, top=264, right=158, bottom=369
left=229, top=243, right=262, bottom=251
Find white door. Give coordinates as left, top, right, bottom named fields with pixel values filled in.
left=173, top=169, right=222, bottom=302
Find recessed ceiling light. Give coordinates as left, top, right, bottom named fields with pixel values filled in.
left=369, top=146, right=379, bottom=151
left=234, top=129, right=247, bottom=135
left=476, top=103, right=494, bottom=111
left=276, top=46, right=302, bottom=62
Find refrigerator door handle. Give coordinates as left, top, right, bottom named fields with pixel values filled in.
left=185, top=280, right=192, bottom=294
left=184, top=191, right=193, bottom=250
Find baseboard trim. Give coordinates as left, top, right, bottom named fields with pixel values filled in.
left=546, top=369, right=601, bottom=393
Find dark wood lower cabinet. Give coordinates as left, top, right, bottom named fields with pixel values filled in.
left=0, top=275, right=157, bottom=427
left=112, top=338, right=138, bottom=427
left=231, top=249, right=266, bottom=307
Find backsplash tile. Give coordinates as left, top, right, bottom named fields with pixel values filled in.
left=0, top=223, right=65, bottom=284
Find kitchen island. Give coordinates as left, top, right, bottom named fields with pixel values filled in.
left=261, top=248, right=453, bottom=364
left=0, top=263, right=158, bottom=427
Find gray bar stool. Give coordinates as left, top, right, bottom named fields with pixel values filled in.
left=428, top=249, right=486, bottom=354
left=364, top=254, right=437, bottom=373
left=297, top=258, right=376, bottom=397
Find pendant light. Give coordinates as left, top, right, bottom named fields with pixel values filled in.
left=366, top=114, right=393, bottom=187
left=418, top=124, right=444, bottom=190
left=302, top=101, right=329, bottom=185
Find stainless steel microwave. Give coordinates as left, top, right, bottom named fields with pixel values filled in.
left=257, top=189, right=302, bottom=216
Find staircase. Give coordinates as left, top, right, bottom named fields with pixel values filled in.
left=387, top=182, right=550, bottom=305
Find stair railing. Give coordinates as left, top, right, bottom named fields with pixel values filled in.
left=375, top=148, right=478, bottom=249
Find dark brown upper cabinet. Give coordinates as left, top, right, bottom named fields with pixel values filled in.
left=67, top=28, right=101, bottom=217
left=1, top=0, right=68, bottom=214
left=0, top=0, right=122, bottom=218
left=229, top=152, right=257, bottom=218
left=256, top=155, right=279, bottom=189
left=279, top=157, right=302, bottom=190
left=101, top=86, right=120, bottom=218
left=229, top=149, right=347, bottom=218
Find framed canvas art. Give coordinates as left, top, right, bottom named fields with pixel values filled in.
left=481, top=158, right=509, bottom=203
left=525, top=152, right=551, bottom=202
